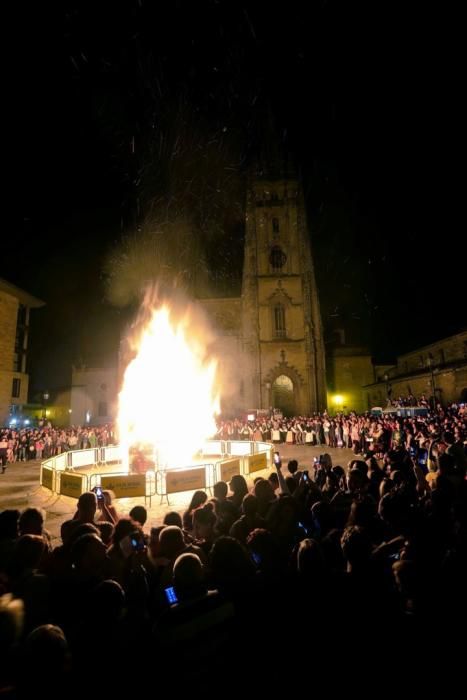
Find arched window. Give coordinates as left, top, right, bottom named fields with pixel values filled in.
left=273, top=304, right=286, bottom=338
left=272, top=217, right=280, bottom=235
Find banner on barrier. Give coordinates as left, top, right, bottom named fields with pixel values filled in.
left=60, top=471, right=85, bottom=498
left=245, top=453, right=267, bottom=474
left=219, top=458, right=241, bottom=482
left=41, top=466, right=53, bottom=491
left=166, top=468, right=206, bottom=494
left=101, top=474, right=146, bottom=499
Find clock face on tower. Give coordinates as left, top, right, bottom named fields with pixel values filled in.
left=269, top=246, right=287, bottom=270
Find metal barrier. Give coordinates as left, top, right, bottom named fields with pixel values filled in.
left=155, top=463, right=216, bottom=505
left=68, top=448, right=100, bottom=470
left=40, top=441, right=272, bottom=500
left=199, top=439, right=226, bottom=456
left=59, top=470, right=88, bottom=497
left=254, top=441, right=274, bottom=466
left=100, top=445, right=123, bottom=464
left=225, top=440, right=255, bottom=456
left=40, top=462, right=56, bottom=492
left=55, top=453, right=68, bottom=471
left=88, top=470, right=156, bottom=506
left=214, top=457, right=242, bottom=483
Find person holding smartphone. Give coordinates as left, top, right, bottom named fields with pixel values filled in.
left=273, top=451, right=290, bottom=494
left=95, top=488, right=119, bottom=525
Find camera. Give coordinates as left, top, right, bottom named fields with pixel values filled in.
left=164, top=586, right=178, bottom=604
left=251, top=552, right=261, bottom=566
left=274, top=452, right=281, bottom=465
left=94, top=486, right=104, bottom=500
left=302, top=471, right=309, bottom=482
left=313, top=456, right=320, bottom=464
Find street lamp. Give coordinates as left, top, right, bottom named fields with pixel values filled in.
left=333, top=394, right=344, bottom=413
left=426, top=356, right=436, bottom=410
left=42, top=392, right=49, bottom=419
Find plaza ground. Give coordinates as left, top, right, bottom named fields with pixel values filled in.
left=0, top=444, right=356, bottom=544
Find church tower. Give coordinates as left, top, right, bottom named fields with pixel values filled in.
left=241, top=169, right=327, bottom=415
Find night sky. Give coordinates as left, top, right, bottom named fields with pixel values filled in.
left=4, top=1, right=464, bottom=398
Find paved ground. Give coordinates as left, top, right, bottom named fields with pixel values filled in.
left=0, top=444, right=356, bottom=544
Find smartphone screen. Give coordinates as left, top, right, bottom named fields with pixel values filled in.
left=274, top=452, right=281, bottom=465
left=165, top=586, right=178, bottom=604
left=418, top=449, right=428, bottom=465
left=131, top=535, right=145, bottom=551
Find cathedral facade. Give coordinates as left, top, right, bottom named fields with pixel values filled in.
left=200, top=171, right=327, bottom=416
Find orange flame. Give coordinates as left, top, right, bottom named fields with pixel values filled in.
left=118, top=304, right=220, bottom=468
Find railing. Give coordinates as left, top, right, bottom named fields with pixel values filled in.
left=40, top=440, right=274, bottom=501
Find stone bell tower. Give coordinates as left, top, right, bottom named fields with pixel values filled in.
left=241, top=166, right=327, bottom=415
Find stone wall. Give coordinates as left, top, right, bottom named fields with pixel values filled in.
left=0, top=291, right=19, bottom=424
left=327, top=349, right=374, bottom=413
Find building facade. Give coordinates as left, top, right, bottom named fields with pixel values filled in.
left=0, top=278, right=44, bottom=426
left=327, top=345, right=375, bottom=414
left=365, top=330, right=467, bottom=408
left=199, top=172, right=327, bottom=416
left=70, top=366, right=118, bottom=427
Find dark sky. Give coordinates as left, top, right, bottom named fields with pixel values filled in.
left=4, top=1, right=465, bottom=397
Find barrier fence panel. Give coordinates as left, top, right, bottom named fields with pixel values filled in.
left=200, top=440, right=224, bottom=456
left=59, top=471, right=87, bottom=497
left=40, top=465, right=55, bottom=492
left=255, top=442, right=274, bottom=465
left=243, top=452, right=268, bottom=475
left=215, top=457, right=242, bottom=483
left=165, top=467, right=206, bottom=494
left=227, top=441, right=254, bottom=457
left=156, top=463, right=215, bottom=498
left=40, top=441, right=272, bottom=495
left=87, top=471, right=157, bottom=501
left=69, top=448, right=99, bottom=469
left=40, top=458, right=54, bottom=470
left=101, top=446, right=122, bottom=464
left=145, top=472, right=156, bottom=505
left=54, top=453, right=68, bottom=471
left=100, top=474, right=147, bottom=499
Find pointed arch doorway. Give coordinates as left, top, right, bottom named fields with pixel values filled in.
left=272, top=374, right=295, bottom=416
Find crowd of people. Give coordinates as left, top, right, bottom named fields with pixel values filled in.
left=215, top=399, right=466, bottom=455
left=1, top=397, right=466, bottom=694
left=0, top=425, right=116, bottom=472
